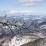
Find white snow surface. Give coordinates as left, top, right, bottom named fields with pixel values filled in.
left=2, top=32, right=46, bottom=46
left=2, top=35, right=38, bottom=46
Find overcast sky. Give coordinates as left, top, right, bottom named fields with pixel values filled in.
left=0, top=0, right=46, bottom=16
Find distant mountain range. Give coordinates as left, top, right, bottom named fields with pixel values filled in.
left=0, top=15, right=46, bottom=37
left=0, top=15, right=46, bottom=46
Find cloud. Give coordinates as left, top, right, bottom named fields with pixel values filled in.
left=19, top=0, right=42, bottom=6
left=7, top=10, right=35, bottom=15
left=0, top=10, right=34, bottom=16
left=0, top=10, right=45, bottom=16
left=7, top=10, right=17, bottom=14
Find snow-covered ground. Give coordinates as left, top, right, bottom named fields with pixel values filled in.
left=0, top=32, right=45, bottom=46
